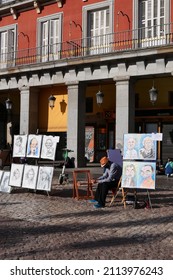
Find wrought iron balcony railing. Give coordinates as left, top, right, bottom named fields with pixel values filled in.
left=1, top=23, right=173, bottom=70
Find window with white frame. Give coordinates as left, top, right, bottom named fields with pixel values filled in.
left=38, top=14, right=62, bottom=62
left=88, top=8, right=110, bottom=54
left=139, top=0, right=169, bottom=47
left=0, top=25, right=16, bottom=69
left=83, top=1, right=113, bottom=55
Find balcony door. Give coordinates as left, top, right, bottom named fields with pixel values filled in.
left=139, top=0, right=166, bottom=47
left=87, top=8, right=111, bottom=55
left=38, top=14, right=62, bottom=62
left=0, top=28, right=15, bottom=68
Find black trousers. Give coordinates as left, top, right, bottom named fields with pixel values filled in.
left=94, top=180, right=119, bottom=207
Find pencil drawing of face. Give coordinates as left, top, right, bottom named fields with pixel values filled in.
left=9, top=163, right=24, bottom=187
left=0, top=172, right=11, bottom=193
left=29, top=138, right=38, bottom=155
left=26, top=168, right=35, bottom=183
left=45, top=138, right=53, bottom=149
left=22, top=165, right=38, bottom=189
left=36, top=166, right=54, bottom=191
left=38, top=170, right=50, bottom=190
left=41, top=136, right=56, bottom=160
left=13, top=135, right=27, bottom=157
left=45, top=139, right=54, bottom=156
left=15, top=136, right=23, bottom=150
left=12, top=169, right=20, bottom=180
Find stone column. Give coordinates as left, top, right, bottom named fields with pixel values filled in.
left=29, top=88, right=39, bottom=133
left=66, top=81, right=86, bottom=167
left=19, top=86, right=30, bottom=134
left=19, top=86, right=39, bottom=134
left=114, top=76, right=135, bottom=153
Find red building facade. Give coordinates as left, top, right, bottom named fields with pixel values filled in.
left=0, top=0, right=173, bottom=166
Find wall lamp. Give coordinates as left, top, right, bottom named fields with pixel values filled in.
left=5, top=98, right=13, bottom=110
left=48, top=95, right=56, bottom=109
left=149, top=80, right=158, bottom=105
left=96, top=90, right=104, bottom=106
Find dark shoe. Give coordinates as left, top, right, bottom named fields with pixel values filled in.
left=93, top=203, right=104, bottom=209
left=88, top=199, right=97, bottom=203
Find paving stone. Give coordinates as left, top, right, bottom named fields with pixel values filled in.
left=0, top=170, right=173, bottom=260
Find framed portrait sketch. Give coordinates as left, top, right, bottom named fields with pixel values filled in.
left=40, top=135, right=57, bottom=160
left=9, top=163, right=24, bottom=187
left=138, top=162, right=156, bottom=189
left=22, top=165, right=39, bottom=189
left=123, top=134, right=139, bottom=160
left=0, top=171, right=12, bottom=193
left=13, top=134, right=28, bottom=157
left=123, top=133, right=157, bottom=160
left=36, top=166, right=54, bottom=191
left=138, top=134, right=157, bottom=160
left=122, top=161, right=138, bottom=188
left=122, top=161, right=156, bottom=190
left=26, top=134, right=42, bottom=158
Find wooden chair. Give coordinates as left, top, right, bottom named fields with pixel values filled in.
left=73, top=169, right=94, bottom=200
left=109, top=177, right=122, bottom=206
left=109, top=177, right=127, bottom=208
left=109, top=177, right=138, bottom=209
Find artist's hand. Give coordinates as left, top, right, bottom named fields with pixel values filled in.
left=91, top=179, right=97, bottom=184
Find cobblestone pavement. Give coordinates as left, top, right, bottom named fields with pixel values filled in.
left=0, top=167, right=173, bottom=260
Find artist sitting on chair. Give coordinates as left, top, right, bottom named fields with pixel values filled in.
left=90, top=156, right=122, bottom=209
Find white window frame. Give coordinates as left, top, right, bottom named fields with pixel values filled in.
left=133, top=0, right=170, bottom=47
left=0, top=24, right=17, bottom=69
left=37, top=13, right=62, bottom=62
left=82, top=0, right=114, bottom=55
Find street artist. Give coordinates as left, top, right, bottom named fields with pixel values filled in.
left=90, top=156, right=122, bottom=208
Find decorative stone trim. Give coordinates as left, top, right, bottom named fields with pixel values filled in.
left=34, top=0, right=41, bottom=14
left=56, top=0, right=63, bottom=8
left=10, top=7, right=17, bottom=19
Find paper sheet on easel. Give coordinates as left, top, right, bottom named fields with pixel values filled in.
left=151, top=133, right=163, bottom=141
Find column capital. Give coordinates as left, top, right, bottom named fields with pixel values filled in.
left=19, top=85, right=30, bottom=92
left=65, top=81, right=79, bottom=86
left=113, top=75, right=130, bottom=82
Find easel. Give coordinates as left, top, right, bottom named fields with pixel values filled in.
left=110, top=186, right=152, bottom=209
left=146, top=189, right=152, bottom=209
left=109, top=177, right=137, bottom=209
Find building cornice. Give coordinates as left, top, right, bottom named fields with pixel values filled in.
left=0, top=0, right=62, bottom=19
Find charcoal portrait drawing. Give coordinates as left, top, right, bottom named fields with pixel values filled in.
left=9, top=163, right=24, bottom=187
left=22, top=165, right=38, bottom=189
left=36, top=166, right=54, bottom=191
